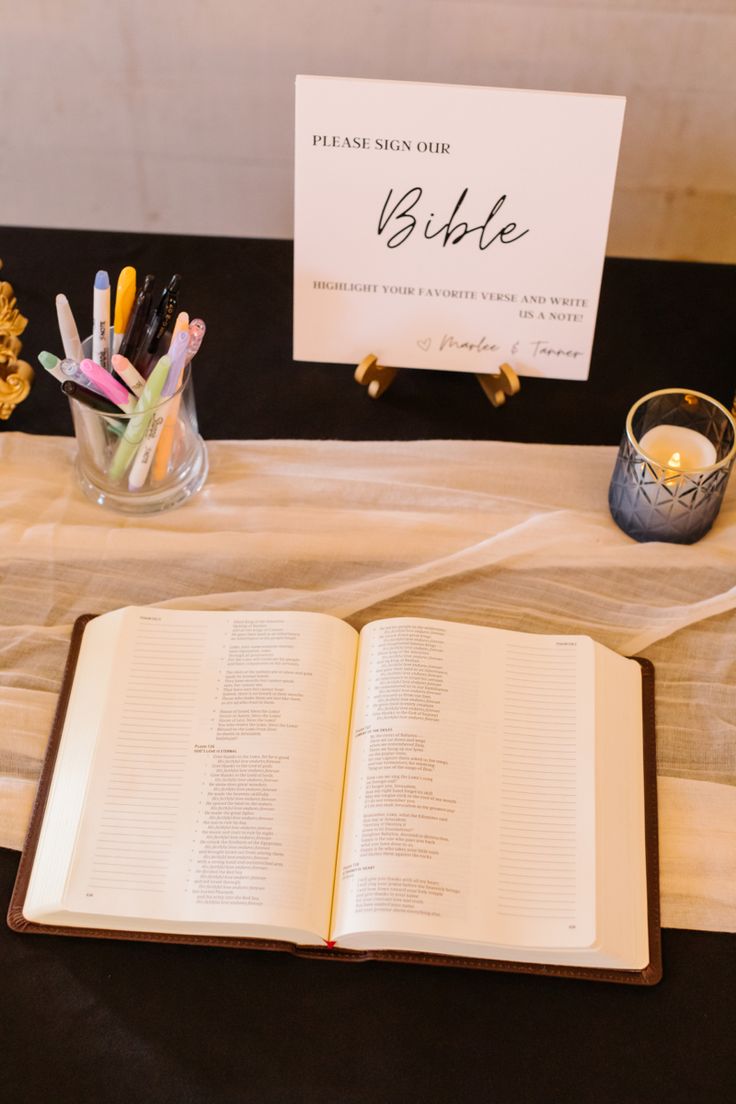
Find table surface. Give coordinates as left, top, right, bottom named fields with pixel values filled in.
left=1, top=226, right=735, bottom=1104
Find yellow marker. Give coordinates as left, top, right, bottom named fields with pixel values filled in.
left=112, top=267, right=137, bottom=354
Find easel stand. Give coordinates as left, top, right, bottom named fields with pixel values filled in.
left=354, top=354, right=520, bottom=407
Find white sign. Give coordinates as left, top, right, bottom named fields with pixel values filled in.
left=293, top=76, right=625, bottom=380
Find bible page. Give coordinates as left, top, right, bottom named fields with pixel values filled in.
left=27, top=607, right=357, bottom=944
left=332, top=617, right=597, bottom=953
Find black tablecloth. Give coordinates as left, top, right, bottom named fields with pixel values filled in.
left=1, top=226, right=734, bottom=1103
left=2, top=226, right=735, bottom=443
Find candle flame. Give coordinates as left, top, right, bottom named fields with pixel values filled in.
left=666, top=451, right=682, bottom=470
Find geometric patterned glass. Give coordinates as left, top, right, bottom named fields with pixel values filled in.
left=609, top=389, right=736, bottom=543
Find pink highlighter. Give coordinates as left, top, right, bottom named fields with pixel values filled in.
left=80, top=359, right=135, bottom=413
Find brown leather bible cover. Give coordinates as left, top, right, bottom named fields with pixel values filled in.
left=8, top=614, right=662, bottom=985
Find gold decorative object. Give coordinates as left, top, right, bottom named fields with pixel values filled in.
left=0, top=259, right=33, bottom=419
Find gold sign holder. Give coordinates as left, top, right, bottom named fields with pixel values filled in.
left=355, top=354, right=520, bottom=407
left=0, top=260, right=33, bottom=420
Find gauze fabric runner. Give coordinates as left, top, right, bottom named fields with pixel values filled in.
left=0, top=433, right=734, bottom=931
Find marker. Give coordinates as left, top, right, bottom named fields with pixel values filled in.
left=152, top=319, right=206, bottom=481
left=61, top=380, right=123, bottom=452
left=80, top=358, right=135, bottom=412
left=92, top=270, right=111, bottom=371
left=128, top=333, right=189, bottom=490
left=137, top=274, right=181, bottom=373
left=112, top=267, right=137, bottom=354
left=111, top=353, right=147, bottom=398
left=62, top=380, right=127, bottom=419
left=119, top=273, right=155, bottom=362
left=38, top=350, right=78, bottom=386
left=170, top=310, right=189, bottom=345
left=55, top=294, right=84, bottom=363
left=38, top=351, right=108, bottom=396
left=109, top=355, right=171, bottom=481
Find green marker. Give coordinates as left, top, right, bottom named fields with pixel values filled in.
left=39, top=350, right=125, bottom=437
left=38, top=350, right=64, bottom=379
left=109, top=355, right=171, bottom=481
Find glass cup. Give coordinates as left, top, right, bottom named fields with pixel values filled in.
left=68, top=342, right=208, bottom=514
left=608, top=388, right=736, bottom=543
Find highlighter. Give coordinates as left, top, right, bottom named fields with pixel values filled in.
left=113, top=267, right=137, bottom=354
left=152, top=319, right=206, bottom=481
left=39, top=351, right=110, bottom=398
left=39, top=350, right=84, bottom=387
left=80, top=358, right=135, bottom=412
left=92, top=270, right=111, bottom=371
left=111, top=353, right=146, bottom=398
left=62, top=380, right=126, bottom=419
left=109, top=355, right=171, bottom=481
left=171, top=310, right=190, bottom=343
left=128, top=332, right=190, bottom=491
left=55, top=294, right=84, bottom=363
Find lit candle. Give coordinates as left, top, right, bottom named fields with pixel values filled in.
left=638, top=425, right=717, bottom=471
left=610, top=388, right=735, bottom=544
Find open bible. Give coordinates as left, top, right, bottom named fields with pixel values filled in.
left=9, top=608, right=661, bottom=984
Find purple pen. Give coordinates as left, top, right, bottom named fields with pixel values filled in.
left=162, top=330, right=190, bottom=395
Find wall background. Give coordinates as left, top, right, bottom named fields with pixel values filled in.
left=2, top=0, right=734, bottom=261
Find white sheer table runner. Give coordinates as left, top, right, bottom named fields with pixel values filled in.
left=1, top=432, right=734, bottom=933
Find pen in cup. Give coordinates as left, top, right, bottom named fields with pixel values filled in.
left=119, top=274, right=155, bottom=362
left=38, top=351, right=106, bottom=396
left=111, top=353, right=147, bottom=398
left=112, top=267, right=136, bottom=355
left=79, top=358, right=136, bottom=412
left=43, top=262, right=206, bottom=510
left=151, top=319, right=206, bottom=481
left=62, top=380, right=127, bottom=426
left=186, top=319, right=206, bottom=362
left=109, top=354, right=172, bottom=481
left=171, top=310, right=189, bottom=341
left=136, top=274, right=181, bottom=373
left=128, top=331, right=190, bottom=490
left=92, top=270, right=111, bottom=371
left=55, top=294, right=85, bottom=364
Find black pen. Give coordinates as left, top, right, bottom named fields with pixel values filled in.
left=62, top=380, right=126, bottom=422
left=119, top=274, right=155, bottom=362
left=137, top=274, right=181, bottom=373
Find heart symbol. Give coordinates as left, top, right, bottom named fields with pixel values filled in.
left=417, top=337, right=431, bottom=352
